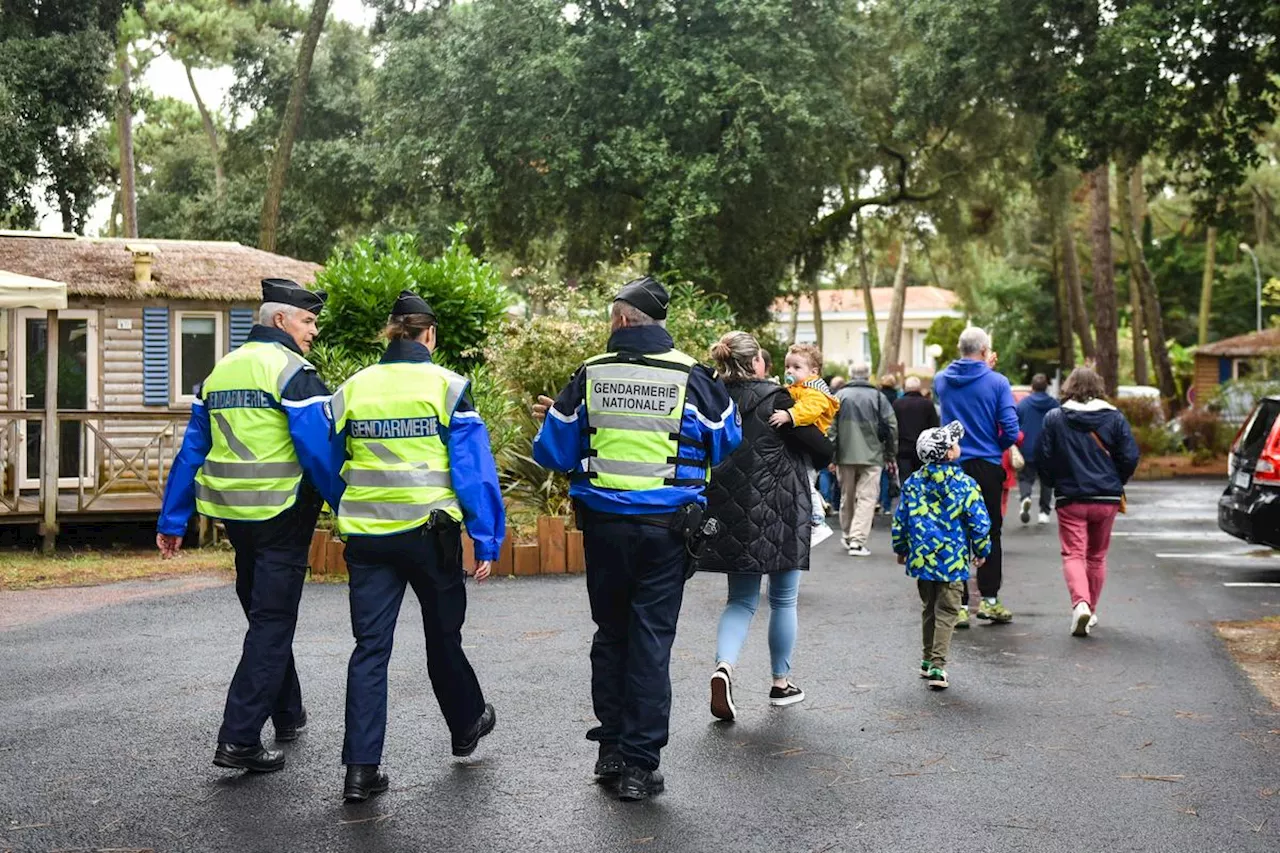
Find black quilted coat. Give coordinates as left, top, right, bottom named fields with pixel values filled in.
left=695, top=379, right=832, bottom=575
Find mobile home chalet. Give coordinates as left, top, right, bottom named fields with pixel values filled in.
left=0, top=231, right=320, bottom=548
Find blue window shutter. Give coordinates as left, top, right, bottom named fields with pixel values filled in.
left=143, top=307, right=170, bottom=406
left=230, top=308, right=254, bottom=350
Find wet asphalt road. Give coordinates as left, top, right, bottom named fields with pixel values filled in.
left=1, top=479, right=1278, bottom=853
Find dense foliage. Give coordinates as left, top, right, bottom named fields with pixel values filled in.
left=313, top=227, right=511, bottom=370
left=10, top=0, right=1280, bottom=404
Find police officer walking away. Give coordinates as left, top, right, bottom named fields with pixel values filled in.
left=158, top=279, right=339, bottom=774
left=532, top=278, right=741, bottom=801
left=330, top=290, right=504, bottom=803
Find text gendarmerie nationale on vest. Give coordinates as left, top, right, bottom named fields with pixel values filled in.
left=593, top=380, right=680, bottom=415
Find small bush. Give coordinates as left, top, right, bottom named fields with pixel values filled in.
left=1114, top=396, right=1162, bottom=429
left=1132, top=424, right=1180, bottom=456
left=1178, top=408, right=1233, bottom=455
left=315, top=226, right=512, bottom=371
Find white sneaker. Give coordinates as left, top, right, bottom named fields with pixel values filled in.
left=1088, top=612, right=1099, bottom=629
left=840, top=535, right=852, bottom=550
left=1071, top=602, right=1092, bottom=637
left=1020, top=497, right=1032, bottom=524
left=847, top=545, right=872, bottom=557
left=1037, top=512, right=1051, bottom=525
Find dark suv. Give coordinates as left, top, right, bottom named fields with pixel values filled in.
left=1219, top=395, right=1280, bottom=549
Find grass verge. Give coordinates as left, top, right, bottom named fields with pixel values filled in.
left=1217, top=617, right=1280, bottom=709
left=0, top=547, right=235, bottom=591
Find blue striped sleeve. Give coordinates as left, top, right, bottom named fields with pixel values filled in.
left=532, top=368, right=588, bottom=473
left=686, top=365, right=742, bottom=465
left=158, top=401, right=212, bottom=536
left=281, top=367, right=343, bottom=509
left=449, top=396, right=506, bottom=561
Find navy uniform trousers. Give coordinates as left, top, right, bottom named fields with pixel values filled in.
left=342, top=522, right=485, bottom=765
left=582, top=515, right=688, bottom=772
left=219, top=494, right=320, bottom=746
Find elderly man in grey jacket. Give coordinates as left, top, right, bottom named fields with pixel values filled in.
left=832, top=363, right=898, bottom=556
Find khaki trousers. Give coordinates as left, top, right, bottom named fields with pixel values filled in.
left=838, top=463, right=881, bottom=548
left=919, top=579, right=963, bottom=668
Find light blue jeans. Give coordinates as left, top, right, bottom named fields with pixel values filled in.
left=715, top=570, right=802, bottom=679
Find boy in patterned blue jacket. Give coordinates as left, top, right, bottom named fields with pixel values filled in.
left=892, top=421, right=992, bottom=690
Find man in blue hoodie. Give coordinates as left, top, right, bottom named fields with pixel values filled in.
left=1016, top=373, right=1060, bottom=525
left=933, top=327, right=1019, bottom=624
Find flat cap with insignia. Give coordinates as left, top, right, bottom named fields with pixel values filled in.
left=614, top=276, right=670, bottom=321
left=390, top=289, right=436, bottom=318
left=261, top=278, right=326, bottom=314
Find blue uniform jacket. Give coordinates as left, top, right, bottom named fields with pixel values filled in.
left=329, top=339, right=507, bottom=562
left=157, top=326, right=341, bottom=536
left=532, top=325, right=742, bottom=515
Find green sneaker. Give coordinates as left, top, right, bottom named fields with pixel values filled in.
left=955, top=607, right=970, bottom=629
left=926, top=666, right=949, bottom=690
left=977, top=599, right=1014, bottom=623
left=918, top=659, right=930, bottom=678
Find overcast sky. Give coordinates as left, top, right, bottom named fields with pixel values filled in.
left=36, top=0, right=378, bottom=235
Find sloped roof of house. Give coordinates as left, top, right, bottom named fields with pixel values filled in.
left=772, top=285, right=962, bottom=316
left=0, top=232, right=321, bottom=302
left=1197, top=328, right=1280, bottom=357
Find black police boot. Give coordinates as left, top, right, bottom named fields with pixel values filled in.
left=213, top=742, right=285, bottom=773
left=452, top=703, right=496, bottom=757
left=617, top=765, right=665, bottom=802
left=593, top=743, right=624, bottom=783
left=274, top=709, right=308, bottom=743
left=343, top=764, right=390, bottom=803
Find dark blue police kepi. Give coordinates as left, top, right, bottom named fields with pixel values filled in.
left=615, top=276, right=670, bottom=321
left=261, top=278, right=326, bottom=315
left=390, top=289, right=436, bottom=318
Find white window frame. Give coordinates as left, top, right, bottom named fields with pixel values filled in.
left=173, top=311, right=225, bottom=404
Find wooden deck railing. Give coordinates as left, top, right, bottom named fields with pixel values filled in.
left=0, top=410, right=189, bottom=516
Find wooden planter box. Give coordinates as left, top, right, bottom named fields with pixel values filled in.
left=308, top=515, right=588, bottom=581
left=308, top=529, right=347, bottom=578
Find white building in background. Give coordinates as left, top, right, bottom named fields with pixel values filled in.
left=771, top=286, right=964, bottom=375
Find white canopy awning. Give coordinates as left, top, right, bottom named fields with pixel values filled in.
left=0, top=269, right=68, bottom=310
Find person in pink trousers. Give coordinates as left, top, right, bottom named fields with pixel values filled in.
left=1033, top=368, right=1140, bottom=636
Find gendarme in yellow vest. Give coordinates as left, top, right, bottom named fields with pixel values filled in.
left=578, top=348, right=704, bottom=491
left=332, top=360, right=469, bottom=537
left=195, top=341, right=311, bottom=521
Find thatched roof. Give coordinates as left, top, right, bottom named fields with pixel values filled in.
left=0, top=232, right=321, bottom=302
left=1197, top=328, right=1280, bottom=358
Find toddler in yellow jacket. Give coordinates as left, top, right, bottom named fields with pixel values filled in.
left=769, top=344, right=840, bottom=433
left=770, top=344, right=840, bottom=544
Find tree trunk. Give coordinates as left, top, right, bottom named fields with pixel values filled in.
left=810, top=280, right=824, bottom=353
left=185, top=61, right=226, bottom=202
left=788, top=292, right=800, bottom=343
left=880, top=239, right=909, bottom=376
left=1253, top=187, right=1270, bottom=248
left=258, top=0, right=330, bottom=252
left=1198, top=225, right=1217, bottom=346
left=1053, top=234, right=1075, bottom=371
left=1116, top=166, right=1148, bottom=386
left=116, top=49, right=138, bottom=239
left=1088, top=164, right=1119, bottom=395
left=1060, top=206, right=1095, bottom=360
left=1119, top=161, right=1178, bottom=404
left=855, top=212, right=880, bottom=371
